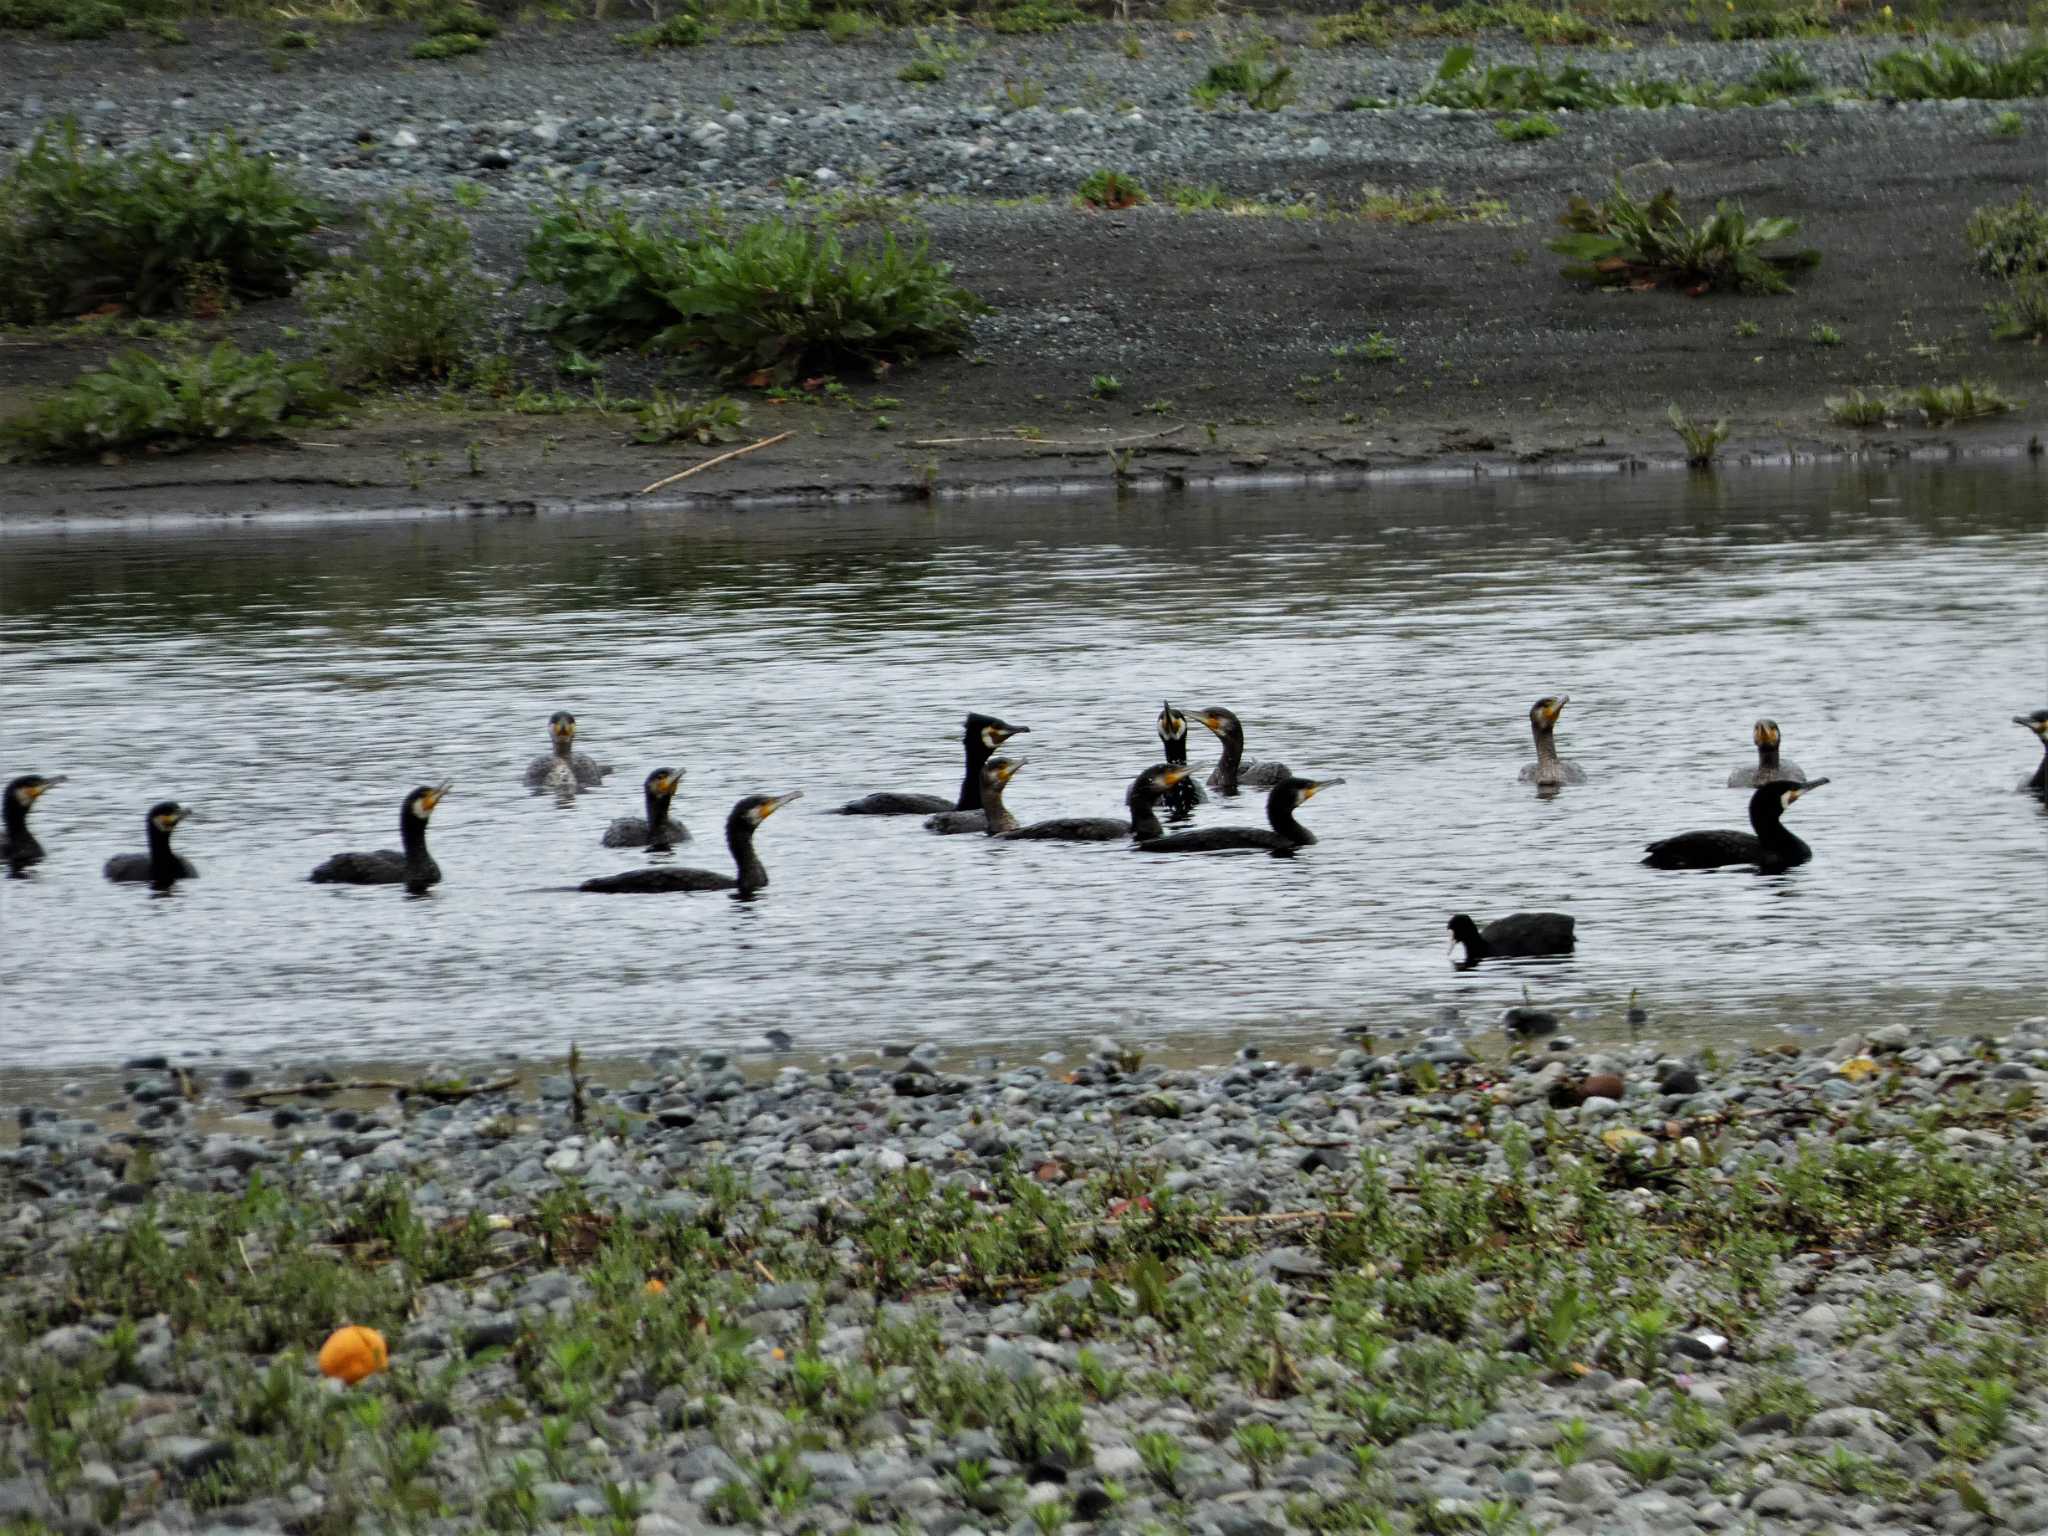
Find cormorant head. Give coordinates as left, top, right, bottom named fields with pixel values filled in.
left=7, top=774, right=64, bottom=810
left=1753, top=719, right=1782, bottom=749
left=732, top=790, right=803, bottom=827
left=1130, top=763, right=1193, bottom=801
left=2017, top=710, right=2048, bottom=739
left=1757, top=777, right=1826, bottom=816
left=1446, top=914, right=1483, bottom=944
left=1194, top=706, right=1243, bottom=739
left=1158, top=703, right=1187, bottom=743
left=645, top=767, right=685, bottom=798
left=1531, top=695, right=1568, bottom=729
left=148, top=801, right=190, bottom=833
left=548, top=711, right=577, bottom=745
left=965, top=713, right=1027, bottom=751
left=1272, top=775, right=1343, bottom=810
left=981, top=756, right=1023, bottom=796
left=405, top=783, right=452, bottom=822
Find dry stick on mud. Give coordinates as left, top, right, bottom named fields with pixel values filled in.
left=910, top=424, right=1189, bottom=448
left=634, top=431, right=793, bottom=497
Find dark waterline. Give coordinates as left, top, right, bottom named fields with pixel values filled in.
left=2, top=461, right=2043, bottom=1069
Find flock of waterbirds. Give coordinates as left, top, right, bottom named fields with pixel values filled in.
left=6, top=703, right=2046, bottom=970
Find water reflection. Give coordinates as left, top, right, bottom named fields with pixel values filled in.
left=1, top=462, right=2043, bottom=1069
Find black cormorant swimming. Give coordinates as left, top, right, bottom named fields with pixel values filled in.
left=2016, top=711, right=2048, bottom=796
left=858, top=712, right=1025, bottom=828
left=311, top=784, right=451, bottom=894
left=1156, top=703, right=1206, bottom=818
left=2, top=774, right=64, bottom=875
left=1643, top=778, right=1829, bottom=872
left=524, top=711, right=609, bottom=792
left=1518, top=695, right=1586, bottom=787
left=580, top=791, right=801, bottom=894
left=1194, top=707, right=1292, bottom=796
left=1447, top=912, right=1577, bottom=969
left=989, top=761, right=1197, bottom=842
left=105, top=801, right=196, bottom=889
left=603, top=767, right=690, bottom=848
left=1728, top=718, right=1807, bottom=788
left=1137, top=776, right=1342, bottom=855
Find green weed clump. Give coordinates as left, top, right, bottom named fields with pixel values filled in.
left=623, top=9, right=705, bottom=45
left=303, top=193, right=490, bottom=384
left=1965, top=190, right=2048, bottom=279
left=1418, top=44, right=1819, bottom=112
left=634, top=391, right=749, bottom=444
left=1871, top=41, right=2048, bottom=101
left=1498, top=113, right=1559, bottom=141
left=0, top=119, right=324, bottom=323
left=1550, top=181, right=1819, bottom=294
left=1195, top=38, right=1295, bottom=111
left=522, top=193, right=987, bottom=384
left=1077, top=169, right=1147, bottom=209
left=1906, top=380, right=2017, bottom=424
left=988, top=0, right=1083, bottom=32
left=1667, top=404, right=1729, bottom=466
left=1, top=344, right=344, bottom=462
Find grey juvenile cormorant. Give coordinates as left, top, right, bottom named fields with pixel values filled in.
left=311, top=784, right=450, bottom=894
left=980, top=760, right=1196, bottom=842
left=1195, top=707, right=1292, bottom=796
left=870, top=713, right=1026, bottom=829
left=2, top=774, right=64, bottom=875
left=1447, top=912, right=1577, bottom=969
left=1643, top=778, right=1829, bottom=872
left=2016, top=711, right=2048, bottom=796
left=105, top=801, right=196, bottom=889
left=603, top=768, right=690, bottom=848
left=1137, top=776, right=1341, bottom=854
left=524, top=712, right=609, bottom=792
left=580, top=792, right=801, bottom=894
left=1157, top=703, right=1206, bottom=819
left=1728, top=719, right=1807, bottom=788
left=1518, top=695, right=1586, bottom=787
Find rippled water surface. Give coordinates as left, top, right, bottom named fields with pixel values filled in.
left=2, top=464, right=2043, bottom=1069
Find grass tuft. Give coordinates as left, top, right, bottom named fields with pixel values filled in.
left=1551, top=181, right=1819, bottom=295
left=304, top=193, right=489, bottom=384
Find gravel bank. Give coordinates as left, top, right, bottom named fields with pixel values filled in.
left=7, top=1018, right=2048, bottom=1534
left=1, top=24, right=2042, bottom=517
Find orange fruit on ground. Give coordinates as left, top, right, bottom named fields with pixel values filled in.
left=318, top=1325, right=389, bottom=1385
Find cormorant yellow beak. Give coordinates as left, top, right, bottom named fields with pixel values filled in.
left=154, top=807, right=188, bottom=829
left=1545, top=696, right=1569, bottom=724
left=422, top=783, right=452, bottom=814
left=1161, top=766, right=1192, bottom=785
left=2019, top=715, right=2048, bottom=737
left=1196, top=711, right=1225, bottom=734
left=1784, top=777, right=1829, bottom=803
left=1298, top=777, right=1346, bottom=801
left=757, top=790, right=804, bottom=820
left=996, top=760, right=1022, bottom=783
left=658, top=771, right=685, bottom=793
left=27, top=777, right=64, bottom=800
left=1756, top=720, right=1780, bottom=747
left=552, top=719, right=575, bottom=741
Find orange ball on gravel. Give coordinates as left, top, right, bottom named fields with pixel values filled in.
left=318, top=1325, right=389, bottom=1385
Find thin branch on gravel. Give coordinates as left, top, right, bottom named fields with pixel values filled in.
left=909, top=424, right=1189, bottom=448
left=234, top=1074, right=518, bottom=1105
left=634, top=431, right=793, bottom=496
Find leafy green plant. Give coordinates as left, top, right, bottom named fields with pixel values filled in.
left=1825, top=387, right=1892, bottom=426
left=1135, top=1429, right=1184, bottom=1495
left=0, top=119, right=324, bottom=323
left=623, top=10, right=705, bottom=46
left=1993, top=110, right=2023, bottom=136
left=1988, top=273, right=2048, bottom=342
left=1667, top=404, right=1729, bottom=466
left=1809, top=322, right=1842, bottom=346
left=3, top=344, right=344, bottom=462
left=1550, top=1416, right=1591, bottom=1467
left=1235, top=1421, right=1289, bottom=1488
left=1614, top=1441, right=1676, bottom=1487
left=1497, top=113, right=1559, bottom=141
left=412, top=27, right=488, bottom=58
left=524, top=194, right=987, bottom=382
left=1871, top=41, right=2048, bottom=101
left=1965, top=190, right=2048, bottom=279
left=1551, top=181, right=1819, bottom=294
left=1196, top=38, right=1295, bottom=111
left=1077, top=169, right=1147, bottom=210
left=303, top=193, right=488, bottom=384
left=634, top=392, right=749, bottom=444
left=1907, top=380, right=2016, bottom=424
left=1089, top=374, right=1122, bottom=399
left=990, top=0, right=1083, bottom=31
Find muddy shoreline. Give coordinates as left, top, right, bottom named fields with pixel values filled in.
left=3, top=23, right=2044, bottom=521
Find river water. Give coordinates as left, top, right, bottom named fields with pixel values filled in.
left=2, top=463, right=2043, bottom=1070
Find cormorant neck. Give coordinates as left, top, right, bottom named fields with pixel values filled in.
left=553, top=737, right=574, bottom=760
left=1757, top=742, right=1780, bottom=771
left=1162, top=733, right=1188, bottom=768
left=400, top=808, right=433, bottom=879
left=1127, top=788, right=1165, bottom=842
left=646, top=789, right=676, bottom=848
left=726, top=816, right=768, bottom=892
left=2032, top=741, right=2048, bottom=793
left=1214, top=726, right=1245, bottom=791
left=145, top=819, right=179, bottom=883
left=958, top=733, right=996, bottom=811
left=1532, top=723, right=1560, bottom=767
left=2, top=796, right=26, bottom=842
left=1265, top=790, right=1311, bottom=845
left=980, top=777, right=1018, bottom=835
